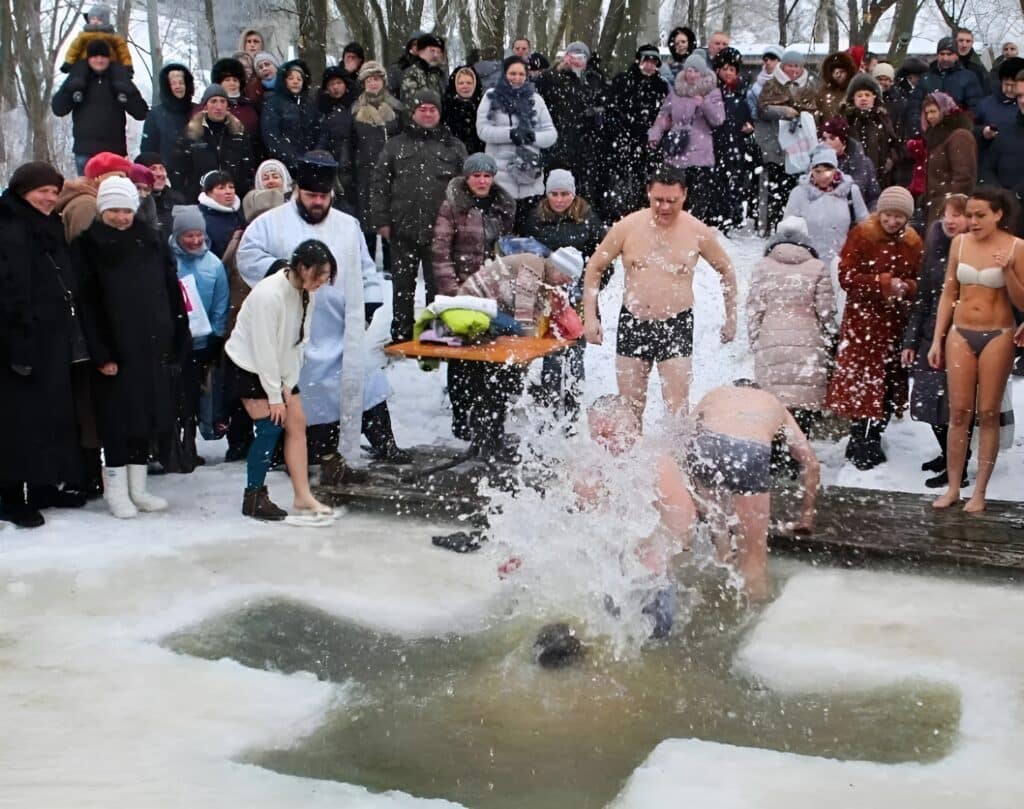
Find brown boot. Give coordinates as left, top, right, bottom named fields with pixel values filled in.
left=242, top=486, right=287, bottom=521
left=319, top=453, right=369, bottom=486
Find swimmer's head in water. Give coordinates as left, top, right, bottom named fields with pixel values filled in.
left=588, top=395, right=640, bottom=455
left=534, top=622, right=586, bottom=668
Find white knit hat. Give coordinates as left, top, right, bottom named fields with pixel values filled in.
left=549, top=246, right=585, bottom=281
left=96, top=176, right=140, bottom=213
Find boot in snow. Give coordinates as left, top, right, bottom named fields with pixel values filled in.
left=104, top=467, right=138, bottom=519
left=319, top=453, right=368, bottom=486
left=127, top=464, right=168, bottom=511
left=242, top=486, right=287, bottom=520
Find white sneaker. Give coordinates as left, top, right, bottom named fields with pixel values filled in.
left=127, top=464, right=168, bottom=512
left=104, top=467, right=138, bottom=519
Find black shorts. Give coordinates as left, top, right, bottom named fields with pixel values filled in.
left=616, top=307, right=694, bottom=363
left=687, top=428, right=771, bottom=495
left=225, top=357, right=299, bottom=401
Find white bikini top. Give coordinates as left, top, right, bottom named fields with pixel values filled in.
left=956, top=237, right=1017, bottom=289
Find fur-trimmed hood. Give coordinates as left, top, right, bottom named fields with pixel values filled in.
left=186, top=110, right=245, bottom=140
left=444, top=175, right=516, bottom=218
left=274, top=58, right=311, bottom=98
left=822, top=52, right=857, bottom=91
left=673, top=73, right=717, bottom=98
left=157, top=63, right=195, bottom=111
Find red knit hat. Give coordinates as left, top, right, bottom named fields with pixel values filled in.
left=83, top=152, right=132, bottom=179
left=820, top=116, right=849, bottom=143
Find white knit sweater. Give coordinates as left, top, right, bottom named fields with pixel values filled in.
left=225, top=270, right=313, bottom=405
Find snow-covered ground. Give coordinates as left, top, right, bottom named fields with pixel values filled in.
left=1, top=229, right=1022, bottom=808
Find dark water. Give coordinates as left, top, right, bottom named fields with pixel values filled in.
left=164, top=583, right=960, bottom=809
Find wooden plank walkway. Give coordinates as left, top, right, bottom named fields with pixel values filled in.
left=316, top=448, right=1024, bottom=572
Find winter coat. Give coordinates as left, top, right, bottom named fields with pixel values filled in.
left=76, top=218, right=190, bottom=446
left=351, top=90, right=404, bottom=229
left=0, top=191, right=80, bottom=486
left=170, top=234, right=230, bottom=348
left=838, top=138, right=881, bottom=210
left=881, top=86, right=914, bottom=188
left=959, top=52, right=990, bottom=97
left=648, top=75, right=725, bottom=169
left=171, top=111, right=256, bottom=201
left=982, top=109, right=1024, bottom=196
left=756, top=66, right=819, bottom=164
left=783, top=172, right=869, bottom=265
left=473, top=60, right=502, bottom=92
left=260, top=60, right=322, bottom=173
left=150, top=186, right=187, bottom=236
left=197, top=193, right=245, bottom=258
left=140, top=64, right=196, bottom=168
left=713, top=76, right=752, bottom=173
left=816, top=52, right=857, bottom=123
left=55, top=177, right=99, bottom=242
left=387, top=52, right=416, bottom=98
left=400, top=56, right=447, bottom=106
left=63, top=30, right=133, bottom=72
left=51, top=62, right=148, bottom=158
left=923, top=111, right=977, bottom=225
left=974, top=91, right=1020, bottom=167
left=225, top=95, right=260, bottom=141
left=747, top=242, right=836, bottom=408
left=475, top=86, right=558, bottom=199
left=844, top=98, right=899, bottom=188
left=443, top=69, right=484, bottom=154
left=370, top=121, right=468, bottom=244
left=907, top=61, right=984, bottom=125
left=901, top=220, right=953, bottom=425
left=317, top=94, right=356, bottom=201
left=319, top=65, right=360, bottom=111
left=521, top=199, right=606, bottom=259
left=431, top=177, right=516, bottom=295
left=825, top=215, right=923, bottom=420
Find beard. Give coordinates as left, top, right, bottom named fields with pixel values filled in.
left=295, top=195, right=331, bottom=224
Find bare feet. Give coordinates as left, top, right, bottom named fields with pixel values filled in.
left=963, top=494, right=986, bottom=514
left=932, top=489, right=961, bottom=509
left=293, top=496, right=333, bottom=515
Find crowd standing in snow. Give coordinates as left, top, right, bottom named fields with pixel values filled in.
left=2, top=12, right=1024, bottom=537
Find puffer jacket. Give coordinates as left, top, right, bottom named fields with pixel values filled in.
left=648, top=74, right=725, bottom=168
left=51, top=62, right=148, bottom=157
left=140, top=63, right=196, bottom=167
left=370, top=121, right=468, bottom=243
left=783, top=172, right=869, bottom=264
left=907, top=61, right=984, bottom=127
left=170, top=234, right=230, bottom=349
left=431, top=177, right=516, bottom=295
left=475, top=86, right=558, bottom=199
left=260, top=59, right=322, bottom=172
left=171, top=111, right=256, bottom=200
left=747, top=241, right=836, bottom=408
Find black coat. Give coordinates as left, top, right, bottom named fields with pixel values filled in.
left=51, top=62, right=148, bottom=157
left=443, top=69, right=485, bottom=155
left=982, top=110, right=1024, bottom=199
left=260, top=60, right=322, bottom=173
left=352, top=101, right=403, bottom=229
left=908, top=61, right=984, bottom=125
left=77, top=219, right=190, bottom=446
left=139, top=63, right=196, bottom=168
left=317, top=94, right=356, bottom=201
left=171, top=112, right=256, bottom=201
left=521, top=199, right=606, bottom=259
left=0, top=191, right=80, bottom=486
left=151, top=186, right=187, bottom=235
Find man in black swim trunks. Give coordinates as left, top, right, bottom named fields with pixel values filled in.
left=686, top=382, right=819, bottom=601
left=582, top=167, right=737, bottom=418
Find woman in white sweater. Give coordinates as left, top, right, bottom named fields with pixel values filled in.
left=225, top=239, right=336, bottom=520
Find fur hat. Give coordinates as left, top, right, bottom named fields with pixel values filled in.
left=713, top=47, right=744, bottom=70
left=846, top=73, right=882, bottom=102
left=358, top=60, right=387, bottom=81
left=416, top=33, right=444, bottom=51
left=8, top=161, right=64, bottom=196
left=242, top=189, right=285, bottom=223
left=86, top=39, right=111, bottom=58
left=548, top=246, right=585, bottom=281
left=293, top=151, right=338, bottom=193
left=463, top=153, right=497, bottom=176
left=201, top=84, right=228, bottom=105
left=84, top=4, right=112, bottom=25
left=211, top=57, right=247, bottom=85
left=766, top=216, right=818, bottom=257
left=83, top=152, right=132, bottom=179
left=809, top=143, right=839, bottom=168
left=901, top=57, right=929, bottom=76
left=998, top=56, right=1024, bottom=81
left=96, top=176, right=139, bottom=213
left=871, top=62, right=895, bottom=81
left=877, top=186, right=914, bottom=218
left=171, top=204, right=206, bottom=241
left=545, top=169, right=576, bottom=195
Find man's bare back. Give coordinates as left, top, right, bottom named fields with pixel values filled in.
left=692, top=386, right=790, bottom=445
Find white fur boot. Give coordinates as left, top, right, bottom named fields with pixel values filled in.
left=127, top=464, right=168, bottom=512
left=104, top=466, right=138, bottom=519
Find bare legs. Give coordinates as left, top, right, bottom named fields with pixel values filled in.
left=693, top=485, right=772, bottom=602
left=934, top=328, right=1014, bottom=512
left=615, top=355, right=692, bottom=420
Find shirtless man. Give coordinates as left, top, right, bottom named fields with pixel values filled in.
left=686, top=382, right=819, bottom=601
left=583, top=166, right=737, bottom=418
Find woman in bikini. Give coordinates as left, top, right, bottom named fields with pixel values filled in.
left=929, top=188, right=1024, bottom=513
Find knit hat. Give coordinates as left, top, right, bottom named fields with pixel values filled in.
left=546, top=168, right=576, bottom=195
left=8, top=161, right=64, bottom=196
left=342, top=41, right=365, bottom=61
left=683, top=53, right=711, bottom=74
left=255, top=158, right=293, bottom=191
left=565, top=41, right=591, bottom=60
left=901, top=57, right=928, bottom=76
left=636, top=44, right=661, bottom=62
left=762, top=45, right=784, bottom=60
left=86, top=39, right=111, bottom=58
left=96, top=176, right=139, bottom=213
left=781, top=49, right=805, bottom=66
left=766, top=216, right=818, bottom=257
left=713, top=47, right=744, bottom=70
left=201, top=84, right=228, bottom=105
left=254, top=51, right=277, bottom=67
left=846, top=73, right=881, bottom=102
left=877, top=185, right=914, bottom=218
left=998, top=56, right=1024, bottom=81
left=171, top=204, right=206, bottom=241
left=293, top=151, right=338, bottom=193
left=83, top=151, right=132, bottom=179
left=936, top=36, right=956, bottom=54
left=821, top=116, right=850, bottom=143
left=358, top=60, right=387, bottom=81
left=871, top=62, right=895, bottom=81
left=84, top=4, right=111, bottom=24
left=128, top=164, right=154, bottom=188
left=134, top=151, right=163, bottom=167
left=409, top=88, right=441, bottom=109
left=549, top=246, right=585, bottom=281
left=463, top=152, right=498, bottom=176
left=211, top=57, right=246, bottom=85
left=808, top=143, right=838, bottom=168
left=243, top=189, right=285, bottom=223
left=416, top=33, right=444, bottom=51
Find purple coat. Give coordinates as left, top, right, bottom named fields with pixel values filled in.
left=647, top=74, right=725, bottom=168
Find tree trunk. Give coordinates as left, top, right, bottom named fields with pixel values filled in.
left=596, top=0, right=627, bottom=66
left=857, top=0, right=898, bottom=45
left=551, top=0, right=572, bottom=56
left=146, top=0, right=163, bottom=78
left=568, top=0, right=603, bottom=47
left=514, top=0, right=530, bottom=44
left=476, top=0, right=506, bottom=53
left=116, top=0, right=130, bottom=38
left=827, top=0, right=839, bottom=52
left=886, top=0, right=919, bottom=65
left=203, top=0, right=218, bottom=67
left=846, top=0, right=860, bottom=45
left=296, top=0, right=329, bottom=79
left=333, top=0, right=376, bottom=59
left=721, top=0, right=734, bottom=36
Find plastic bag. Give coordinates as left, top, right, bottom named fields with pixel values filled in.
left=778, top=112, right=817, bottom=175
left=179, top=275, right=212, bottom=339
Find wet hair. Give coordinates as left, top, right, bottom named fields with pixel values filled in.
left=534, top=622, right=585, bottom=668
left=968, top=187, right=1019, bottom=232
left=942, top=193, right=968, bottom=215
left=647, top=165, right=687, bottom=191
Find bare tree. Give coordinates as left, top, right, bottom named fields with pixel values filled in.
left=886, top=0, right=922, bottom=64
left=778, top=0, right=799, bottom=45
left=931, top=0, right=968, bottom=32
left=332, top=0, right=425, bottom=64
left=294, top=0, right=328, bottom=77
left=146, top=0, right=163, bottom=76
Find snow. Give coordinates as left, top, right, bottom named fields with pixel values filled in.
left=1, top=228, right=1022, bottom=807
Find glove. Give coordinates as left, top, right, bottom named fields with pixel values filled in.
left=11, top=364, right=32, bottom=377
left=72, top=91, right=84, bottom=104
left=509, top=127, right=525, bottom=146
left=365, top=301, right=381, bottom=328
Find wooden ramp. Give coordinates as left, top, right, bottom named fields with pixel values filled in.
left=316, top=447, right=1024, bottom=573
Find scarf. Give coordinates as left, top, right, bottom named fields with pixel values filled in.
left=353, top=89, right=399, bottom=126
left=487, top=77, right=538, bottom=131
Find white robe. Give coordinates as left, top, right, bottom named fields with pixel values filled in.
left=236, top=200, right=386, bottom=459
